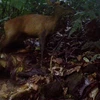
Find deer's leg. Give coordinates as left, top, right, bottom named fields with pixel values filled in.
left=39, top=32, right=47, bottom=67
left=0, top=32, right=17, bottom=51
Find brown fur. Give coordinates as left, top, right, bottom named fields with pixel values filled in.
left=0, top=5, right=74, bottom=66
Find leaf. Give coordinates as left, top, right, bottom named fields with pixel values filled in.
left=83, top=57, right=90, bottom=63
left=88, top=10, right=97, bottom=19
left=9, top=83, right=38, bottom=100
left=10, top=0, right=27, bottom=10
left=53, top=58, right=63, bottom=64
left=68, top=18, right=82, bottom=37
left=0, top=59, right=6, bottom=68
left=16, top=67, right=24, bottom=73
left=0, top=83, right=8, bottom=98
left=89, top=87, right=99, bottom=100
left=91, top=54, right=100, bottom=62
left=0, top=17, right=9, bottom=22
left=77, top=55, right=82, bottom=61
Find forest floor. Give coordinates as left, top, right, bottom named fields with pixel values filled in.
left=0, top=19, right=100, bottom=100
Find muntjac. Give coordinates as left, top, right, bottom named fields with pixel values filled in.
left=0, top=5, right=75, bottom=66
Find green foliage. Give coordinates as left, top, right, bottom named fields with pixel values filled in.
left=10, top=0, right=27, bottom=10
left=67, top=0, right=100, bottom=37
left=0, top=0, right=28, bottom=20
left=0, top=0, right=53, bottom=21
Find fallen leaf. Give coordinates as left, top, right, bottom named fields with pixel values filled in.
left=83, top=57, right=90, bottom=63
left=77, top=55, right=82, bottom=61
